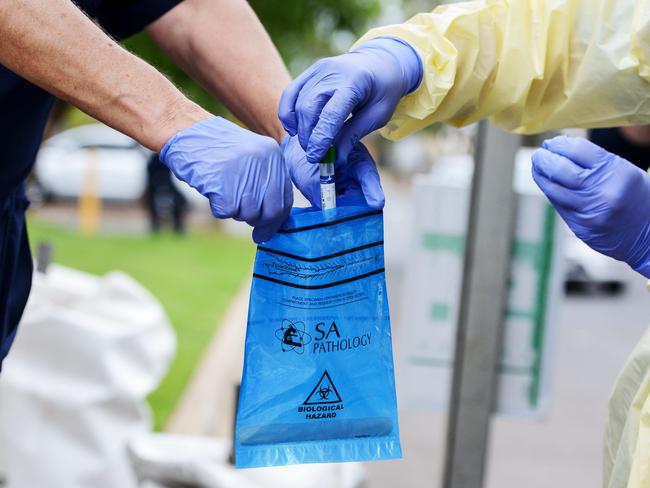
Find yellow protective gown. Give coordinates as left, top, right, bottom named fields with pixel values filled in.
left=353, top=2, right=650, bottom=487
left=606, top=325, right=650, bottom=488
left=354, top=0, right=650, bottom=139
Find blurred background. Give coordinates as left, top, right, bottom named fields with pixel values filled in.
left=2, top=0, right=650, bottom=487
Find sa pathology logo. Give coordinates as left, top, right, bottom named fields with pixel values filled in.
left=274, top=319, right=312, bottom=354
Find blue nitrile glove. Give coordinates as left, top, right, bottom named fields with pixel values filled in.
left=159, top=117, right=293, bottom=243
left=532, top=136, right=650, bottom=277
left=281, top=135, right=385, bottom=209
left=279, top=37, right=422, bottom=166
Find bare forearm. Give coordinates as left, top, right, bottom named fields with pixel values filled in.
left=148, top=0, right=291, bottom=142
left=0, top=0, right=210, bottom=151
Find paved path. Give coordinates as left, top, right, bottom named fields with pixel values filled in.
left=365, top=273, right=650, bottom=488
left=165, top=279, right=250, bottom=439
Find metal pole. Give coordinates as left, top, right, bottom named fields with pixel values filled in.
left=442, top=122, right=521, bottom=488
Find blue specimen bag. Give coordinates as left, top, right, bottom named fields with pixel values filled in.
left=235, top=197, right=401, bottom=468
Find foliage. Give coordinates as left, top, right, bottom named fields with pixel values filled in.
left=249, top=0, right=381, bottom=71
left=121, top=0, right=381, bottom=115
left=27, top=219, right=255, bottom=430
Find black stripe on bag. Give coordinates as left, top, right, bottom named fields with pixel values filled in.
left=257, top=240, right=384, bottom=263
left=278, top=209, right=382, bottom=234
left=253, top=268, right=385, bottom=290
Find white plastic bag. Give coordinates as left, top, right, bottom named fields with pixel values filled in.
left=0, top=264, right=175, bottom=488
left=128, top=433, right=366, bottom=488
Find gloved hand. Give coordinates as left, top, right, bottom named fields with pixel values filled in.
left=279, top=37, right=422, bottom=166
left=532, top=136, right=650, bottom=277
left=281, top=135, right=385, bottom=209
left=159, top=117, right=293, bottom=243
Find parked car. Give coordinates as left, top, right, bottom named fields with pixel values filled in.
left=34, top=123, right=205, bottom=206
left=35, top=124, right=150, bottom=201
left=563, top=229, right=631, bottom=294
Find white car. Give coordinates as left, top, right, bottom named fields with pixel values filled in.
left=34, top=123, right=205, bottom=206
left=563, top=228, right=632, bottom=294
left=35, top=124, right=150, bottom=200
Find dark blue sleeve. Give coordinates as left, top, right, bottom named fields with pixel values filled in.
left=96, top=0, right=184, bottom=40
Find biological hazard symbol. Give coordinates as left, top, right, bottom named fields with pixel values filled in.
left=275, top=319, right=312, bottom=354
left=303, top=370, right=342, bottom=405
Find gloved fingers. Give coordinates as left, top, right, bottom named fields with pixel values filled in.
left=283, top=173, right=294, bottom=213
left=252, top=173, right=294, bottom=244
left=279, top=66, right=318, bottom=136
left=296, top=173, right=322, bottom=209
left=285, top=147, right=321, bottom=208
left=208, top=194, right=237, bottom=220
left=542, top=135, right=612, bottom=169
left=531, top=165, right=581, bottom=211
left=306, top=89, right=363, bottom=164
left=335, top=101, right=395, bottom=166
left=252, top=221, right=280, bottom=244
left=296, top=89, right=333, bottom=152
left=235, top=192, right=264, bottom=226
left=337, top=182, right=363, bottom=198
left=347, top=144, right=385, bottom=209
left=252, top=203, right=290, bottom=243
left=531, top=148, right=586, bottom=190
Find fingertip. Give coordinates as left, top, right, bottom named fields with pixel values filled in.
left=278, top=107, right=295, bottom=133
left=542, top=135, right=607, bottom=169
left=366, top=192, right=385, bottom=209
left=251, top=228, right=263, bottom=244
left=282, top=121, right=297, bottom=137
left=531, top=147, right=574, bottom=179
left=252, top=221, right=280, bottom=244
left=530, top=152, right=550, bottom=177
left=279, top=93, right=299, bottom=136
left=297, top=179, right=321, bottom=208
left=363, top=176, right=385, bottom=209
left=359, top=168, right=385, bottom=209
left=259, top=186, right=292, bottom=242
left=306, top=146, right=327, bottom=165
left=531, top=147, right=550, bottom=167
left=541, top=135, right=570, bottom=151
left=278, top=104, right=296, bottom=133
left=252, top=227, right=268, bottom=244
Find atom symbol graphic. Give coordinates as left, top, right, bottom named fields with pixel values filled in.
left=274, top=319, right=312, bottom=354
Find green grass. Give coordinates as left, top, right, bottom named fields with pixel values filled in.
left=62, top=108, right=97, bottom=129
left=27, top=218, right=255, bottom=430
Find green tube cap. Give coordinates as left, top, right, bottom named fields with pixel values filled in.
left=322, top=146, right=336, bottom=165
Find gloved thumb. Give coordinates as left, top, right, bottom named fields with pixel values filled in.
left=348, top=144, right=385, bottom=209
